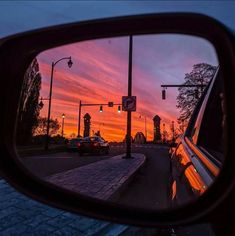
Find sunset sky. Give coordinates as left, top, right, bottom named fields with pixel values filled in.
left=37, top=34, right=218, bottom=141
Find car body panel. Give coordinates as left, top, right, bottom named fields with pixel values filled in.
left=170, top=67, right=223, bottom=206
left=78, top=136, right=109, bottom=155
left=67, top=138, right=83, bottom=151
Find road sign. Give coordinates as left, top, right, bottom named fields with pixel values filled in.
left=122, top=96, right=136, bottom=111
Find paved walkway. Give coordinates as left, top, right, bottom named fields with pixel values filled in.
left=46, top=153, right=146, bottom=200
left=0, top=178, right=131, bottom=236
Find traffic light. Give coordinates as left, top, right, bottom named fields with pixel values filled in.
left=118, top=105, right=121, bottom=113
left=99, top=105, right=103, bottom=112
left=162, top=89, right=166, bottom=100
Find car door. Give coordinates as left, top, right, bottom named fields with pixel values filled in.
left=171, top=67, right=225, bottom=206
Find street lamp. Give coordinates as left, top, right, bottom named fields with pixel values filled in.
left=138, top=115, right=147, bottom=141
left=61, top=113, right=65, bottom=137
left=45, top=56, right=73, bottom=150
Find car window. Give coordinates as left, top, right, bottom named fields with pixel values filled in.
left=186, top=79, right=214, bottom=142
left=197, top=71, right=225, bottom=161
left=187, top=69, right=225, bottom=162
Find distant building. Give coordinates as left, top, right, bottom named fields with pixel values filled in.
left=153, top=115, right=161, bottom=143
left=134, top=132, right=146, bottom=144
left=83, top=113, right=91, bottom=137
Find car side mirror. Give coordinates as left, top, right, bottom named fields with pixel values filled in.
left=1, top=13, right=235, bottom=228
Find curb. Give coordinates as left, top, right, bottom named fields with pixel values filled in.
left=45, top=153, right=146, bottom=201
left=108, top=153, right=146, bottom=202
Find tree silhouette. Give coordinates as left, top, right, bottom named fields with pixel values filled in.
left=16, top=58, right=43, bottom=145
left=34, top=117, right=60, bottom=136
left=176, top=63, right=217, bottom=125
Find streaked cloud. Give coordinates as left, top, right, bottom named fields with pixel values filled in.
left=37, top=34, right=218, bottom=141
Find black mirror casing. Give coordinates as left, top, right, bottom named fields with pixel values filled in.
left=1, top=13, right=235, bottom=228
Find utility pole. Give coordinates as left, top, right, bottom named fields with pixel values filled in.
left=161, top=84, right=206, bottom=100
left=145, top=116, right=147, bottom=142
left=124, top=35, right=133, bottom=159
left=78, top=100, right=82, bottom=137
left=44, top=56, right=72, bottom=150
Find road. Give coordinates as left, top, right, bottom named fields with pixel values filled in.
left=116, top=144, right=171, bottom=209
left=20, top=146, right=124, bottom=178
left=8, top=145, right=215, bottom=235
left=21, top=144, right=171, bottom=210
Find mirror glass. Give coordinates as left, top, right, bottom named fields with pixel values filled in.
left=16, top=34, right=224, bottom=210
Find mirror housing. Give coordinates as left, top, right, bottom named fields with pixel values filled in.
left=1, top=13, right=235, bottom=227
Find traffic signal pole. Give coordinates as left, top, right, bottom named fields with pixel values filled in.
left=124, top=35, right=133, bottom=159
left=77, top=101, right=121, bottom=138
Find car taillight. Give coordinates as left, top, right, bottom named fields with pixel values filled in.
left=77, top=143, right=81, bottom=147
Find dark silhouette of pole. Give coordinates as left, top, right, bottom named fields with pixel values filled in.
left=78, top=100, right=82, bottom=137
left=145, top=116, right=147, bottom=142
left=45, top=62, right=54, bottom=150
left=124, top=35, right=133, bottom=159
left=45, top=57, right=72, bottom=150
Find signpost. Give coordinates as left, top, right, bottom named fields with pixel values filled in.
left=122, top=96, right=136, bottom=111
left=123, top=35, right=134, bottom=159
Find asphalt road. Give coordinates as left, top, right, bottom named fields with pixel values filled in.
left=20, top=146, right=125, bottom=178
left=116, top=144, right=171, bottom=210
left=20, top=144, right=171, bottom=210
left=13, top=145, right=216, bottom=235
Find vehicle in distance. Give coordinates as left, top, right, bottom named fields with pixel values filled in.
left=170, top=67, right=224, bottom=207
left=67, top=138, right=83, bottom=152
left=78, top=136, right=110, bottom=155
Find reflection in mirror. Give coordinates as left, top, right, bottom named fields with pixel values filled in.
left=16, top=34, right=223, bottom=210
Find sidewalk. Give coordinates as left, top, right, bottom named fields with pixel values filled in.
left=0, top=153, right=146, bottom=235
left=0, top=178, right=131, bottom=236
left=46, top=153, right=146, bottom=201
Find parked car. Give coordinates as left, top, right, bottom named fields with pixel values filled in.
left=170, top=67, right=225, bottom=207
left=67, top=138, right=83, bottom=152
left=78, top=136, right=109, bottom=155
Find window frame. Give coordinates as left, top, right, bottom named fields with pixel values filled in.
left=185, top=67, right=224, bottom=167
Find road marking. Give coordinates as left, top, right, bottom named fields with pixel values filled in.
left=111, top=145, right=169, bottom=149
left=29, top=156, right=74, bottom=159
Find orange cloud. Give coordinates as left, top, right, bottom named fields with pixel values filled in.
left=37, top=35, right=218, bottom=141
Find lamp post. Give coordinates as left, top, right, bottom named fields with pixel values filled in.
left=61, top=113, right=65, bottom=137
left=138, top=115, right=147, bottom=142
left=45, top=56, right=73, bottom=150
left=123, top=35, right=133, bottom=159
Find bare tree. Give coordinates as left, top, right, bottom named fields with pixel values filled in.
left=176, top=63, right=217, bottom=125
left=34, top=117, right=60, bottom=136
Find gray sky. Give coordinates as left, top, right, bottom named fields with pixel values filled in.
left=1, top=1, right=235, bottom=37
